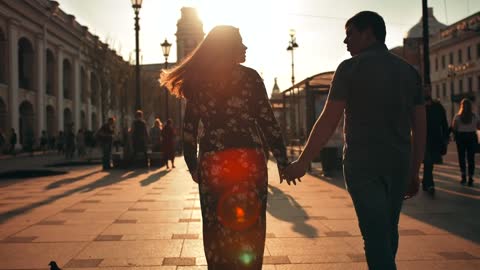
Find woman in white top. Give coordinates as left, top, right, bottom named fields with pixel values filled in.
left=452, top=98, right=480, bottom=186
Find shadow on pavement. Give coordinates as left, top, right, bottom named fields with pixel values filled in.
left=0, top=167, right=156, bottom=224
left=308, top=163, right=480, bottom=245
left=45, top=170, right=101, bottom=190
left=140, top=169, right=169, bottom=186
left=267, top=184, right=318, bottom=238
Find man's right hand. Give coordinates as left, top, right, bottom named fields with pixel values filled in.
left=404, top=174, right=420, bottom=200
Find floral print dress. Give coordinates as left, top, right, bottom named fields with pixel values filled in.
left=183, top=65, right=288, bottom=269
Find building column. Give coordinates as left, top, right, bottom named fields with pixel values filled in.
left=36, top=33, right=46, bottom=137
left=8, top=19, right=19, bottom=137
left=86, top=70, right=92, bottom=130
left=73, top=56, right=80, bottom=132
left=56, top=47, right=64, bottom=131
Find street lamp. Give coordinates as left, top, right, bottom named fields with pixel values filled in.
left=286, top=29, right=299, bottom=86
left=161, top=38, right=172, bottom=119
left=131, top=0, right=143, bottom=110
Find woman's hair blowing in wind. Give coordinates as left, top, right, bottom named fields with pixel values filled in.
left=160, top=25, right=242, bottom=99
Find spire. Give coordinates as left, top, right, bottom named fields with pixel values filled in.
left=270, top=78, right=281, bottom=99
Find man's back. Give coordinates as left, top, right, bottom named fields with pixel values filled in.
left=330, top=43, right=423, bottom=174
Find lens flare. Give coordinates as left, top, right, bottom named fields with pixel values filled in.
left=238, top=249, right=255, bottom=266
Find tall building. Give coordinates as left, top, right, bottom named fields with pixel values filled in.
left=140, top=7, right=204, bottom=130
left=391, top=8, right=480, bottom=123
left=0, top=0, right=128, bottom=147
left=175, top=7, right=205, bottom=62
left=430, top=12, right=480, bottom=122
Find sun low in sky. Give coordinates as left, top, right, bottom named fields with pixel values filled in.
left=57, top=0, right=478, bottom=95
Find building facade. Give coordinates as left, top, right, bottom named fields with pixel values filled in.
left=390, top=8, right=480, bottom=123
left=430, top=12, right=480, bottom=122
left=0, top=0, right=128, bottom=147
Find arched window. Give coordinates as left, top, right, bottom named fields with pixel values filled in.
left=18, top=38, right=35, bottom=90
left=0, top=28, right=7, bottom=84
left=81, top=67, right=87, bottom=103
left=19, top=101, right=34, bottom=144
left=63, top=108, right=72, bottom=130
left=46, top=105, right=56, bottom=136
left=0, top=98, right=6, bottom=131
left=91, top=72, right=98, bottom=106
left=46, top=49, right=55, bottom=96
left=63, top=59, right=72, bottom=99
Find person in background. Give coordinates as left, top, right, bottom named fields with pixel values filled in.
left=9, top=128, right=17, bottom=156
left=130, top=110, right=149, bottom=165
left=96, top=117, right=115, bottom=170
left=57, top=131, right=64, bottom=154
left=40, top=130, right=48, bottom=154
left=422, top=86, right=449, bottom=195
left=64, top=124, right=75, bottom=159
left=76, top=129, right=86, bottom=158
left=452, top=98, right=480, bottom=187
left=150, top=118, right=163, bottom=152
left=161, top=119, right=176, bottom=169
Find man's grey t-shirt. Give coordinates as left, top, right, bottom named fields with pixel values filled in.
left=328, top=43, right=424, bottom=175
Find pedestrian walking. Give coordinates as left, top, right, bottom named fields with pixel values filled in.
left=40, top=130, right=48, bottom=154
left=161, top=25, right=289, bottom=269
left=423, top=87, right=449, bottom=194
left=76, top=129, right=86, bottom=158
left=283, top=11, right=426, bottom=270
left=64, top=125, right=75, bottom=159
left=56, top=131, right=64, bottom=154
left=150, top=118, right=163, bottom=152
left=8, top=128, right=16, bottom=156
left=0, top=129, right=5, bottom=154
left=96, top=117, right=115, bottom=170
left=161, top=119, right=176, bottom=169
left=452, top=98, right=480, bottom=186
left=130, top=110, right=149, bottom=166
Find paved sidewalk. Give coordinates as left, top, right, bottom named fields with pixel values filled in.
left=0, top=155, right=479, bottom=269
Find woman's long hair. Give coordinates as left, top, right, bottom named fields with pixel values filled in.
left=458, top=98, right=473, bottom=124
left=160, top=25, right=242, bottom=99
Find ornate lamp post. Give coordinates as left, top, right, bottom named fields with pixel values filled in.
left=131, top=0, right=143, bottom=110
left=161, top=38, right=172, bottom=119
left=286, top=29, right=299, bottom=86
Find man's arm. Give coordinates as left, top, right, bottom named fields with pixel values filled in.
left=405, top=105, right=426, bottom=199
left=283, top=100, right=345, bottom=179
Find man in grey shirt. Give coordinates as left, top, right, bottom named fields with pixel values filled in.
left=283, top=11, right=426, bottom=270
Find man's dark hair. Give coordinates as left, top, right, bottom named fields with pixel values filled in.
left=346, top=11, right=386, bottom=43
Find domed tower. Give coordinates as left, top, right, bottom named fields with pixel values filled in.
left=403, top=7, right=446, bottom=72
left=175, top=7, right=205, bottom=62
left=270, top=78, right=282, bottom=99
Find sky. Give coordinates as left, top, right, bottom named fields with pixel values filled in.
left=56, top=0, right=480, bottom=95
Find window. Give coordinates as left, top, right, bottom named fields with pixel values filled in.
left=478, top=76, right=480, bottom=93
left=468, top=77, right=473, bottom=93
left=467, top=46, right=471, bottom=61
left=450, top=81, right=455, bottom=95
left=458, top=49, right=463, bottom=63
left=441, top=55, right=446, bottom=69
left=449, top=52, right=454, bottom=64
left=442, top=83, right=446, bottom=97
left=459, top=79, right=463, bottom=93
left=435, top=57, right=438, bottom=71
left=435, top=84, right=440, bottom=98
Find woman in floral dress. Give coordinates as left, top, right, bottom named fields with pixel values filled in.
left=161, top=25, right=289, bottom=270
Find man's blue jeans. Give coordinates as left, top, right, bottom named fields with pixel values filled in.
left=344, top=167, right=408, bottom=270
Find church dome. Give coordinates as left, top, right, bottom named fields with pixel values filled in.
left=406, top=7, right=447, bottom=38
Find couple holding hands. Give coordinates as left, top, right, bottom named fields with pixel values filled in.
left=161, top=10, right=425, bottom=270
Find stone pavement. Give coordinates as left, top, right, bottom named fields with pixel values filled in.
left=0, top=152, right=479, bottom=269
